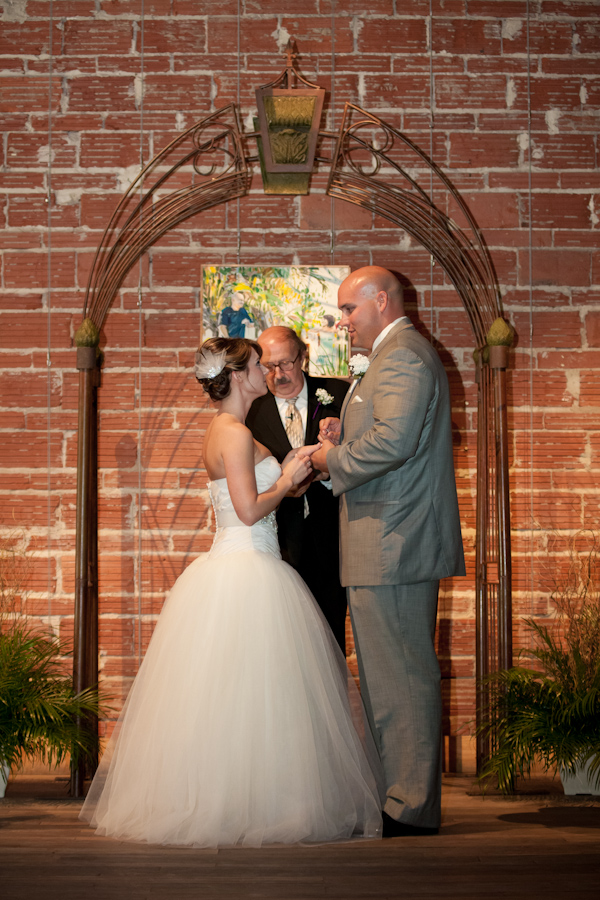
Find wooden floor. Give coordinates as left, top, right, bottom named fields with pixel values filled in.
left=2, top=774, right=599, bottom=900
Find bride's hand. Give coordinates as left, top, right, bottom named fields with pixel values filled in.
left=294, top=443, right=320, bottom=461
left=281, top=444, right=318, bottom=469
left=282, top=452, right=314, bottom=487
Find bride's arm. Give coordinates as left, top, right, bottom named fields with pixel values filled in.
left=223, top=424, right=313, bottom=526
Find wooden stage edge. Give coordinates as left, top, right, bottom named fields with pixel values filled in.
left=2, top=774, right=599, bottom=900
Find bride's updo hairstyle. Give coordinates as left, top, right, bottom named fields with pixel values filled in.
left=195, top=337, right=262, bottom=402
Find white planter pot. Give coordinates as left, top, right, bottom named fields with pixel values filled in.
left=0, top=762, right=9, bottom=799
left=560, top=759, right=600, bottom=796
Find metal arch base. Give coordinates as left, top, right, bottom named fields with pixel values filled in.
left=72, top=102, right=511, bottom=793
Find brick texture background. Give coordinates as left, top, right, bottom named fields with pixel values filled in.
left=1, top=1, right=599, bottom=763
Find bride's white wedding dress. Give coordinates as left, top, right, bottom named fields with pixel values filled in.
left=80, top=456, right=383, bottom=847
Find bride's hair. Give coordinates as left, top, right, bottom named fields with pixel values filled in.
left=196, top=337, right=262, bottom=402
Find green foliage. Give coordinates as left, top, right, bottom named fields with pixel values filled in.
left=0, top=621, right=104, bottom=783
left=478, top=530, right=600, bottom=794
left=477, top=639, right=600, bottom=793
left=0, top=532, right=107, bottom=785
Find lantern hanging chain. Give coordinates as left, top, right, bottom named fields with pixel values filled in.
left=236, top=0, right=241, bottom=113
left=526, top=0, right=535, bottom=625
left=137, top=0, right=145, bottom=665
left=46, top=0, right=54, bottom=623
left=236, top=0, right=241, bottom=263
left=330, top=1, right=336, bottom=262
left=428, top=0, right=435, bottom=341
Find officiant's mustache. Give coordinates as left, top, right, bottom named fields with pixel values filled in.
left=273, top=373, right=292, bottom=386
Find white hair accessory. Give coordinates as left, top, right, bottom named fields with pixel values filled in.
left=194, top=346, right=227, bottom=380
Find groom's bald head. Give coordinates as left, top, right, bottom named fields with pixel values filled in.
left=338, top=266, right=405, bottom=351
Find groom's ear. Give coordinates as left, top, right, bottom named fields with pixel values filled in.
left=376, top=290, right=389, bottom=312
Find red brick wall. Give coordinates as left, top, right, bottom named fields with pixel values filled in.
left=1, top=1, right=599, bottom=757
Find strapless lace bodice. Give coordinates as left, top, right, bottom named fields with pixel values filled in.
left=208, top=456, right=282, bottom=559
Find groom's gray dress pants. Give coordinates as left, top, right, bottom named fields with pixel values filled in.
left=347, top=580, right=442, bottom=829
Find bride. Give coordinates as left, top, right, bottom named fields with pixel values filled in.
left=80, top=337, right=383, bottom=847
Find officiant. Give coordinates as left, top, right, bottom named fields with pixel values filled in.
left=246, top=326, right=349, bottom=650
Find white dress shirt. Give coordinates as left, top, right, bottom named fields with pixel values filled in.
left=371, top=316, right=411, bottom=353
left=273, top=377, right=308, bottom=433
left=273, top=377, right=332, bottom=500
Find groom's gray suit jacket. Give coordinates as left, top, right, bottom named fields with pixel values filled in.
left=327, top=320, right=465, bottom=587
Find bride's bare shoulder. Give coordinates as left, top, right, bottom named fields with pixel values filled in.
left=210, top=414, right=251, bottom=442
left=204, top=416, right=254, bottom=479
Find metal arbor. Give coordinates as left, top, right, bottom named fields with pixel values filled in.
left=72, top=102, right=512, bottom=793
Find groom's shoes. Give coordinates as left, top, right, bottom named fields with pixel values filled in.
left=382, top=812, right=439, bottom=838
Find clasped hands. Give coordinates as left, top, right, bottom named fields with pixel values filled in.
left=282, top=417, right=341, bottom=496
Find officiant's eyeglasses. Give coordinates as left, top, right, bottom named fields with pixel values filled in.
left=262, top=351, right=301, bottom=372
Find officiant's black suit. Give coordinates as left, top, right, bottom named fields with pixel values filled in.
left=246, top=374, right=349, bottom=650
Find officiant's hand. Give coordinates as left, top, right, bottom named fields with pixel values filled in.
left=286, top=480, right=311, bottom=498
left=318, top=417, right=341, bottom=446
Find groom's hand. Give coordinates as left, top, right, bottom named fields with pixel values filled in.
left=310, top=440, right=333, bottom=475
left=318, top=417, right=341, bottom=446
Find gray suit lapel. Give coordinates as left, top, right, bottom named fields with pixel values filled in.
left=340, top=322, right=415, bottom=437
left=339, top=382, right=356, bottom=438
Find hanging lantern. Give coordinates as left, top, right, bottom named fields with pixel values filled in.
left=255, top=40, right=325, bottom=194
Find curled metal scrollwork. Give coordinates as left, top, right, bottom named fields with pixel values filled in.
left=191, top=119, right=244, bottom=179
left=84, top=106, right=248, bottom=326
left=339, top=119, right=398, bottom=179
left=327, top=103, right=501, bottom=347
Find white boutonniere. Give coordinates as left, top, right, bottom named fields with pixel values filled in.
left=315, top=388, right=334, bottom=405
left=313, top=388, right=334, bottom=419
left=349, top=354, right=370, bottom=379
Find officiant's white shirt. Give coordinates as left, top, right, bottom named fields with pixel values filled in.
left=273, top=378, right=308, bottom=433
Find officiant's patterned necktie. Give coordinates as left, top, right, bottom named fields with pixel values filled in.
left=285, top=397, right=304, bottom=449
left=284, top=398, right=309, bottom=518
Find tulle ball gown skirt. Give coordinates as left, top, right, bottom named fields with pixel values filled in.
left=80, top=522, right=383, bottom=848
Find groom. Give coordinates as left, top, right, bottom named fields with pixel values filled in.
left=309, top=266, right=465, bottom=837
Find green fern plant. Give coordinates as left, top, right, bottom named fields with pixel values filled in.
left=478, top=529, right=600, bottom=794
left=0, top=621, right=104, bottom=786
left=0, top=533, right=106, bottom=788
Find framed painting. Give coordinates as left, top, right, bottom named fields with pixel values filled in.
left=200, top=265, right=350, bottom=377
